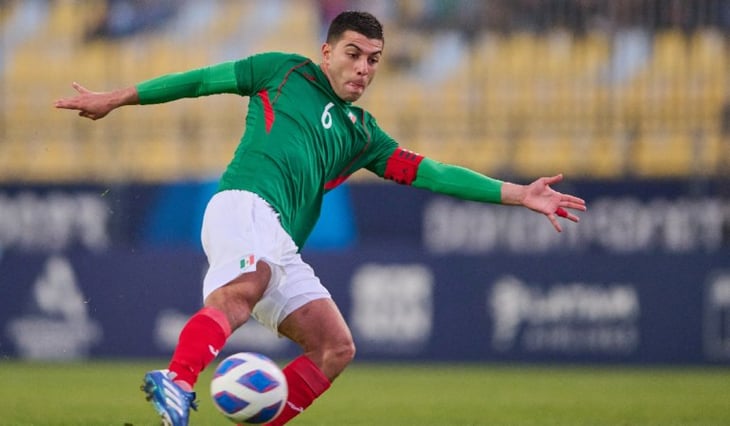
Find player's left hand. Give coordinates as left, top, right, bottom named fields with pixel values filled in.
left=522, top=174, right=586, bottom=232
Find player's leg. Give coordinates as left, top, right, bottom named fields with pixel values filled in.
left=143, top=190, right=276, bottom=426
left=265, top=298, right=355, bottom=426
left=165, top=190, right=280, bottom=389
left=279, top=298, right=355, bottom=380
left=168, top=262, right=271, bottom=390
left=142, top=264, right=270, bottom=426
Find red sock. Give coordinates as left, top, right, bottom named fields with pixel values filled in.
left=266, top=355, right=332, bottom=426
left=168, top=306, right=231, bottom=389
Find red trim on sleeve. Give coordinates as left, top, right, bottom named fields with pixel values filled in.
left=324, top=175, right=350, bottom=190
left=258, top=89, right=274, bottom=133
left=384, top=148, right=424, bottom=185
left=257, top=60, right=312, bottom=134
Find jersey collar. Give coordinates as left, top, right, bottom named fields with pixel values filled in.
left=310, top=63, right=352, bottom=106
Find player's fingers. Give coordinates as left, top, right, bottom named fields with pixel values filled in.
left=565, top=211, right=580, bottom=223
left=71, top=81, right=90, bottom=94
left=543, top=173, right=564, bottom=186
left=547, top=213, right=563, bottom=232
left=55, top=99, right=78, bottom=109
left=78, top=110, right=96, bottom=120
left=562, top=194, right=586, bottom=207
left=562, top=200, right=587, bottom=212
left=556, top=207, right=580, bottom=223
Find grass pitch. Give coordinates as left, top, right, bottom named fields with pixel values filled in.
left=0, top=360, right=728, bottom=425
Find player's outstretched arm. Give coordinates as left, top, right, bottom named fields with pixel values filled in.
left=501, top=174, right=586, bottom=232
left=56, top=62, right=241, bottom=121
left=388, top=153, right=586, bottom=233
left=54, top=82, right=139, bottom=120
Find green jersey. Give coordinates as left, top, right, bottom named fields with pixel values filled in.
left=219, top=53, right=398, bottom=248
left=139, top=52, right=397, bottom=247
left=136, top=52, right=504, bottom=249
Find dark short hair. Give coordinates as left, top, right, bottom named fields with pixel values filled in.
left=326, top=11, right=384, bottom=45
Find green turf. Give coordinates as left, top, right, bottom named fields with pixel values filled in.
left=0, top=360, right=728, bottom=425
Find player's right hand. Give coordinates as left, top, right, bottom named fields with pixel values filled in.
left=54, top=82, right=132, bottom=120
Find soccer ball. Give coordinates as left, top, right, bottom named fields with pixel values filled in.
left=210, top=352, right=289, bottom=424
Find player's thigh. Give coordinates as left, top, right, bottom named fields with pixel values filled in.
left=277, top=298, right=353, bottom=353
left=204, top=260, right=272, bottom=329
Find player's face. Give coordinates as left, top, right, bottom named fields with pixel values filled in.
left=321, top=30, right=383, bottom=102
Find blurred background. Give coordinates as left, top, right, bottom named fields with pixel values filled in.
left=1, top=0, right=729, bottom=365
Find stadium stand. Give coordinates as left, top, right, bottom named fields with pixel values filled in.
left=1, top=0, right=728, bottom=181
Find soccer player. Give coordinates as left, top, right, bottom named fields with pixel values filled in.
left=55, top=10, right=586, bottom=426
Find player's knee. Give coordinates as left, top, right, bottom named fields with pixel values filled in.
left=323, top=338, right=356, bottom=377
left=309, top=337, right=355, bottom=381
left=335, top=338, right=356, bottom=365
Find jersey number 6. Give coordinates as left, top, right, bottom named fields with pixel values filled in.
left=321, top=102, right=334, bottom=129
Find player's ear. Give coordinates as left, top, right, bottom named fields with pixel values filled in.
left=321, top=42, right=331, bottom=62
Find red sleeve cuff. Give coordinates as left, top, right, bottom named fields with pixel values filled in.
left=384, top=148, right=424, bottom=185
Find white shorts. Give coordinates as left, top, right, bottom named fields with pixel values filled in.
left=200, top=190, right=331, bottom=333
